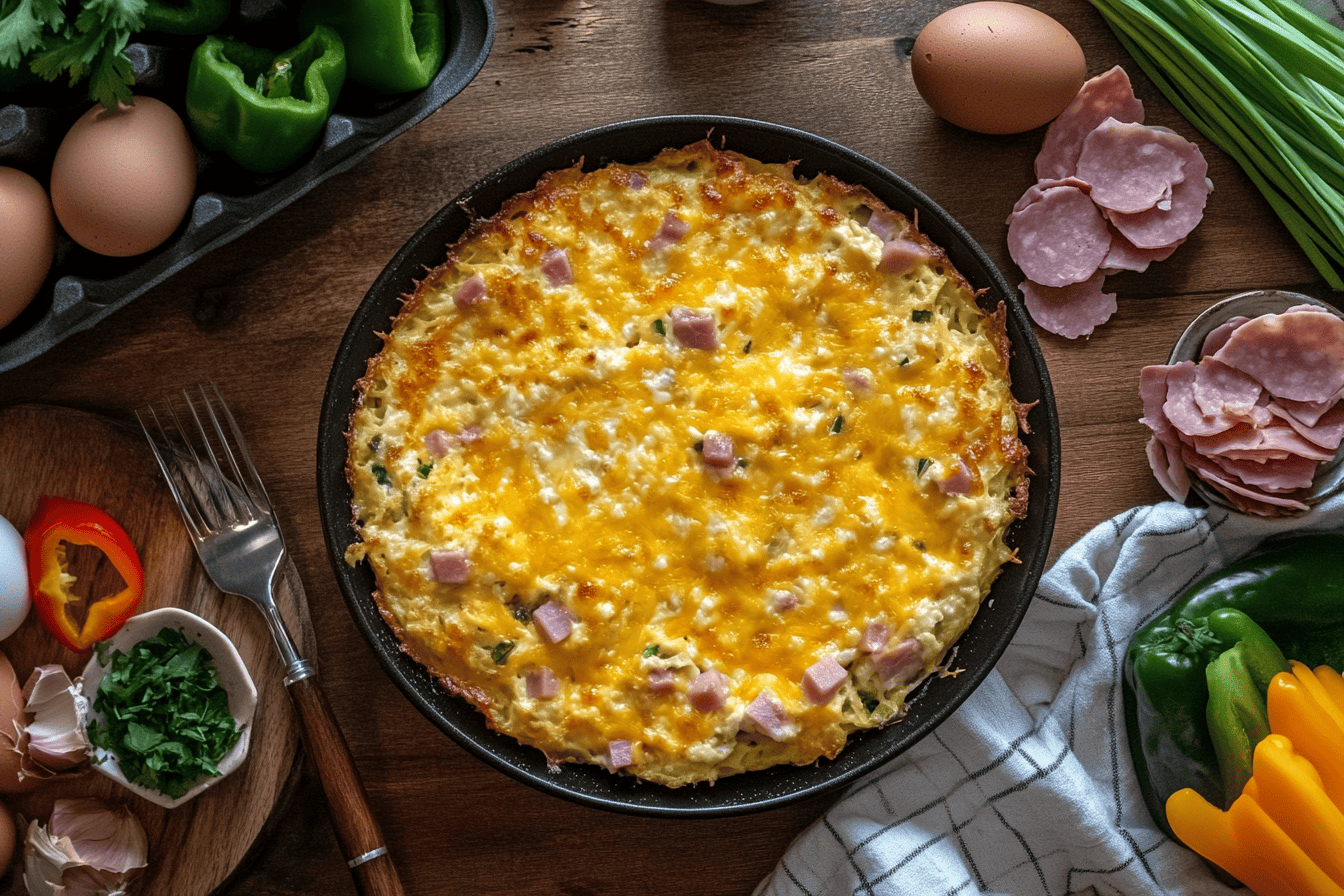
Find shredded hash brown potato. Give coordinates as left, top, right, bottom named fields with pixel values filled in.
left=346, top=141, right=1032, bottom=785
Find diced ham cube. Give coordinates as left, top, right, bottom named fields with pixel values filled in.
left=701, top=431, right=735, bottom=468
left=877, top=237, right=932, bottom=276
left=429, top=549, right=470, bottom=584
left=454, top=274, right=488, bottom=307
left=607, top=739, right=634, bottom=769
left=858, top=622, right=891, bottom=653
left=687, top=670, right=729, bottom=712
left=801, top=656, right=848, bottom=704
left=873, top=638, right=924, bottom=685
left=938, top=459, right=974, bottom=495
left=541, top=248, right=573, bottom=287
left=743, top=689, right=795, bottom=741
left=526, top=667, right=560, bottom=699
left=669, top=306, right=719, bottom=350
left=533, top=600, right=576, bottom=643
left=769, top=590, right=800, bottom=613
left=425, top=429, right=452, bottom=457
left=647, top=212, right=690, bottom=253
left=647, top=669, right=676, bottom=694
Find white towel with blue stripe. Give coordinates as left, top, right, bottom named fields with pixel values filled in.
left=754, top=492, right=1344, bottom=896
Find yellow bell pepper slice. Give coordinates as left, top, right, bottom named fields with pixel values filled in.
left=1311, top=665, right=1344, bottom=719
left=1251, top=734, right=1344, bottom=888
left=1167, top=788, right=1298, bottom=896
left=1268, top=671, right=1344, bottom=813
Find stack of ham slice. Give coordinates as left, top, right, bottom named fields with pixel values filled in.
left=1008, top=66, right=1211, bottom=338
left=1140, top=304, right=1344, bottom=516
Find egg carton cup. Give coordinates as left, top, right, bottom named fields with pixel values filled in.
left=81, top=607, right=257, bottom=809
left=0, top=0, right=493, bottom=373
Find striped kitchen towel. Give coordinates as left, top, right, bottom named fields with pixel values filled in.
left=755, top=491, right=1344, bottom=896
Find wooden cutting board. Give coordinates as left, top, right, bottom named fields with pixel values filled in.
left=0, top=404, right=317, bottom=895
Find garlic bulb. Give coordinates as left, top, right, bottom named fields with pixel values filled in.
left=23, top=798, right=149, bottom=896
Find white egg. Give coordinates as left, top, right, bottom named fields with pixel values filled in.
left=0, top=517, right=32, bottom=642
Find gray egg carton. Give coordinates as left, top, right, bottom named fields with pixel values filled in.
left=0, top=0, right=493, bottom=373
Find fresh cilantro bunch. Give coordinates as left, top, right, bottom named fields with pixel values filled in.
left=0, top=0, right=146, bottom=108
left=88, top=626, right=242, bottom=800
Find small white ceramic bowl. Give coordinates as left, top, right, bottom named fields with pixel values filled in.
left=1167, top=289, right=1344, bottom=513
left=82, top=607, right=258, bottom=809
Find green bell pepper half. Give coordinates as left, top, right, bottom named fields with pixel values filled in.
left=185, top=27, right=347, bottom=175
left=141, top=0, right=230, bottom=35
left=1122, top=532, right=1344, bottom=837
left=297, top=0, right=446, bottom=94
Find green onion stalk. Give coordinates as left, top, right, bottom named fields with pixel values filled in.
left=1088, top=0, right=1344, bottom=289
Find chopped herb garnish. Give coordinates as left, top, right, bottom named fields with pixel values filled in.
left=417, top=462, right=433, bottom=478
left=653, top=318, right=666, bottom=336
left=743, top=340, right=753, bottom=353
left=900, top=356, right=911, bottom=366
left=511, top=606, right=532, bottom=623
left=736, top=458, right=748, bottom=469
left=916, top=457, right=931, bottom=477
left=831, top=416, right=845, bottom=434
left=371, top=463, right=390, bottom=486
left=912, top=309, right=932, bottom=323
left=859, top=690, right=880, bottom=713
left=491, top=641, right=515, bottom=664
left=86, top=627, right=241, bottom=800
left=642, top=644, right=660, bottom=658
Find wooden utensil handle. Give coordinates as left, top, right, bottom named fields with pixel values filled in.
left=287, top=673, right=407, bottom=896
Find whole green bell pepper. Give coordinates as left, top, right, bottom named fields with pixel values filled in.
left=1123, top=532, right=1344, bottom=837
left=185, top=27, right=346, bottom=175
left=297, top=0, right=446, bottom=94
left=141, top=0, right=230, bottom=35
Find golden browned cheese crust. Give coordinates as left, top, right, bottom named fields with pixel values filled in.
left=345, top=141, right=1030, bottom=786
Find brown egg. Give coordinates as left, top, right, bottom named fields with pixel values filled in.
left=0, top=650, right=36, bottom=795
left=50, top=96, right=197, bottom=257
left=0, top=800, right=13, bottom=876
left=0, top=167, right=56, bottom=330
left=911, top=1, right=1087, bottom=135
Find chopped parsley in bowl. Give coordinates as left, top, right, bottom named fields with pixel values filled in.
left=82, top=607, right=257, bottom=809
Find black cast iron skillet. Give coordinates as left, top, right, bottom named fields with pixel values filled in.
left=317, top=115, right=1061, bottom=817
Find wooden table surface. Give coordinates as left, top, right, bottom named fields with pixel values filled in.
left=0, top=0, right=1336, bottom=893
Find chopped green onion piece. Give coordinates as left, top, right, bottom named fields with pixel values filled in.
left=858, top=691, right=880, bottom=713
left=743, top=340, right=753, bottom=353
left=916, top=457, right=931, bottom=477
left=653, top=318, right=666, bottom=336
left=491, top=641, right=515, bottom=664
left=912, top=309, right=932, bottom=323
left=417, top=463, right=433, bottom=478
left=643, top=645, right=659, bottom=658
left=372, top=464, right=390, bottom=486
left=831, top=416, right=844, bottom=434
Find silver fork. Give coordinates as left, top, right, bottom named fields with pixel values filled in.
left=138, top=383, right=405, bottom=896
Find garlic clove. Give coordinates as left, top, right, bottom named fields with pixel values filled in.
left=22, top=798, right=148, bottom=896
left=21, top=665, right=90, bottom=773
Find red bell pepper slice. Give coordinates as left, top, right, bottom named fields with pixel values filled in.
left=24, top=495, right=145, bottom=652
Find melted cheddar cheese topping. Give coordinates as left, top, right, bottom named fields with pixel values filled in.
left=346, top=142, right=1029, bottom=785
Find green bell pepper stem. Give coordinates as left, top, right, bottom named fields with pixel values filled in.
left=1205, top=641, right=1274, bottom=807
left=141, top=0, right=230, bottom=35
left=1122, top=532, right=1344, bottom=837
left=185, top=27, right=347, bottom=175
left=298, top=0, right=446, bottom=94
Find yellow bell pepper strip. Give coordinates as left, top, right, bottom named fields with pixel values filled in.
left=1249, top=735, right=1344, bottom=888
left=1268, top=668, right=1344, bottom=812
left=22, top=495, right=144, bottom=652
left=1166, top=787, right=1335, bottom=896
left=1315, top=665, right=1344, bottom=717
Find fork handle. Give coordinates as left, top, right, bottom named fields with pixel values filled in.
left=287, top=674, right=407, bottom=896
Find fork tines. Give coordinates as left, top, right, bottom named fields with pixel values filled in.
left=136, top=383, right=275, bottom=541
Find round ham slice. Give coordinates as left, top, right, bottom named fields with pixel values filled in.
left=1105, top=129, right=1209, bottom=249
left=1035, top=66, right=1145, bottom=181
left=1007, top=185, right=1112, bottom=288
left=1020, top=272, right=1117, bottom=339
left=1212, top=308, right=1344, bottom=403
left=1077, top=118, right=1187, bottom=214
left=1100, top=228, right=1182, bottom=274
